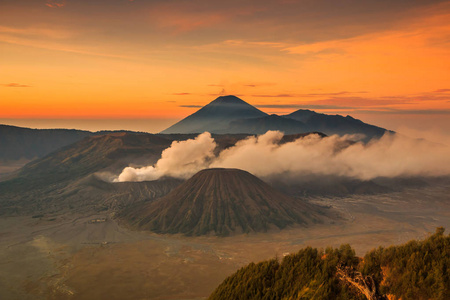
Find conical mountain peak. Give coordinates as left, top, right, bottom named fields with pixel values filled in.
left=161, top=95, right=267, bottom=134
left=119, top=168, right=331, bottom=236
left=209, top=95, right=249, bottom=105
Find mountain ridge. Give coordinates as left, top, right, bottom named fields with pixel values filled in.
left=0, top=124, right=146, bottom=163
left=160, top=95, right=390, bottom=139
left=219, top=114, right=308, bottom=135
left=284, top=109, right=390, bottom=139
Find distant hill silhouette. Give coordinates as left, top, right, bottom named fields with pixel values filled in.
left=160, top=95, right=390, bottom=140
left=161, top=95, right=267, bottom=134
left=119, top=168, right=333, bottom=236
left=0, top=132, right=176, bottom=215
left=0, top=124, right=92, bottom=162
left=219, top=114, right=308, bottom=134
left=8, top=132, right=171, bottom=186
left=285, top=109, right=389, bottom=140
left=0, top=124, right=145, bottom=163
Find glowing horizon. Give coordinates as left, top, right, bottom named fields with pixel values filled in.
left=1, top=0, right=449, bottom=132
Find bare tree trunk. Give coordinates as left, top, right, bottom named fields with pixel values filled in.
left=336, top=264, right=387, bottom=300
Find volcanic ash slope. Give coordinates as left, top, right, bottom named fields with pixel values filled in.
left=119, top=168, right=334, bottom=236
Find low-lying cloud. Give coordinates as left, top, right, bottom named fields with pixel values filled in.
left=115, top=131, right=450, bottom=182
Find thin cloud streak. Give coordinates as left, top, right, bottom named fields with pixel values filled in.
left=252, top=94, right=294, bottom=98
left=0, top=34, right=133, bottom=60
left=353, top=109, right=450, bottom=115
left=0, top=25, right=75, bottom=39
left=433, top=89, right=450, bottom=93
left=179, top=105, right=203, bottom=108
left=256, top=104, right=355, bottom=110
left=1, top=83, right=31, bottom=88
left=146, top=2, right=266, bottom=34
left=45, top=0, right=66, bottom=9
left=250, top=91, right=365, bottom=98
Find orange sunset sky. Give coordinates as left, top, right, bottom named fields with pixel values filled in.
left=1, top=0, right=450, bottom=134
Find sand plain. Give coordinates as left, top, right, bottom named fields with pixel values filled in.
left=0, top=182, right=449, bottom=300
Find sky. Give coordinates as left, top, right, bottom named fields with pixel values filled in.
left=1, top=0, right=449, bottom=134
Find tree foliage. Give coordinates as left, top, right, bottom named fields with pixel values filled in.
left=362, top=227, right=450, bottom=300
left=210, top=228, right=450, bottom=300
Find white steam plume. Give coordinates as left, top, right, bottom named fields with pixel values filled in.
left=115, top=131, right=450, bottom=182
left=115, top=132, right=216, bottom=182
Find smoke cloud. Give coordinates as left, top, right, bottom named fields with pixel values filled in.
left=115, top=132, right=216, bottom=182
left=115, top=131, right=450, bottom=182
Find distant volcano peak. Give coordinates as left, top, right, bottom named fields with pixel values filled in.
left=160, top=95, right=389, bottom=139
left=207, top=95, right=256, bottom=108
left=160, top=95, right=267, bottom=134
left=210, top=95, right=247, bottom=104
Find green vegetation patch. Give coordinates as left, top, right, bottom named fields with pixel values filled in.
left=210, top=228, right=450, bottom=300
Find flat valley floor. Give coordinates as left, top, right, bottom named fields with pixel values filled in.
left=1, top=183, right=449, bottom=300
